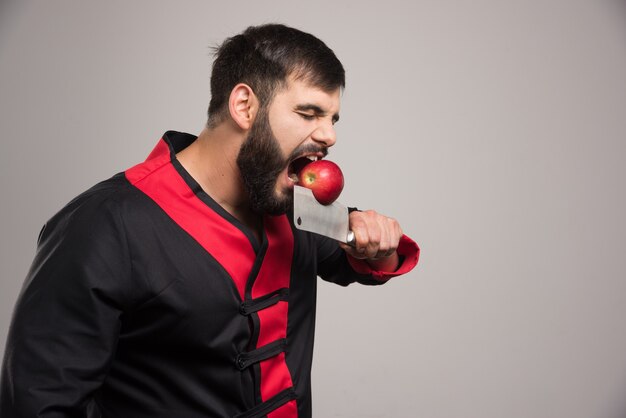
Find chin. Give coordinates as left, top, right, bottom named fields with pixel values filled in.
left=249, top=189, right=292, bottom=216
left=269, top=189, right=293, bottom=215
left=272, top=194, right=293, bottom=215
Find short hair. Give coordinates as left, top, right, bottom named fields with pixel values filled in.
left=207, top=24, right=345, bottom=127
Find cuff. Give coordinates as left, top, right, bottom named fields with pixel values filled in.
left=346, top=234, right=420, bottom=282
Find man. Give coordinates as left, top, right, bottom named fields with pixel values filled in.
left=1, top=24, right=419, bottom=417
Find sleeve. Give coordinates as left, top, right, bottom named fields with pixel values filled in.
left=316, top=234, right=420, bottom=286
left=0, top=195, right=135, bottom=417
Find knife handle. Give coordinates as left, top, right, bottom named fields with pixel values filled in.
left=346, top=231, right=356, bottom=247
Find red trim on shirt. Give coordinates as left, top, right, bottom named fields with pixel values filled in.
left=252, top=215, right=296, bottom=410
left=124, top=138, right=256, bottom=301
left=268, top=399, right=298, bottom=418
left=347, top=234, right=420, bottom=281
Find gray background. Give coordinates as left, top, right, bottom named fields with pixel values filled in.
left=1, top=1, right=626, bottom=417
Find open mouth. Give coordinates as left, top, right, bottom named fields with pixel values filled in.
left=287, top=154, right=322, bottom=183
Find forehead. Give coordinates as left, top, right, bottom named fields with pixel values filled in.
left=271, top=77, right=341, bottom=113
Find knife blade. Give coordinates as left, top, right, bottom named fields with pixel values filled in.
left=293, top=185, right=355, bottom=245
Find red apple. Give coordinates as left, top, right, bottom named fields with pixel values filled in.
left=297, top=159, right=344, bottom=205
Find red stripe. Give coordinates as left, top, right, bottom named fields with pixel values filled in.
left=346, top=234, right=420, bottom=281
left=256, top=302, right=288, bottom=347
left=252, top=215, right=293, bottom=298
left=124, top=139, right=256, bottom=300
left=267, top=400, right=298, bottom=418
left=259, top=354, right=292, bottom=400
left=252, top=215, right=296, bottom=411
left=145, top=138, right=170, bottom=162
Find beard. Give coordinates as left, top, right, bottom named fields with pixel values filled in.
left=237, top=108, right=293, bottom=215
left=237, top=108, right=327, bottom=215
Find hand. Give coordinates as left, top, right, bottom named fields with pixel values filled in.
left=339, top=210, right=403, bottom=265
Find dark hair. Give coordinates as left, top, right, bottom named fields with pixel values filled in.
left=207, top=24, right=345, bottom=127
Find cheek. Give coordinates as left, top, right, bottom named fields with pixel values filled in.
left=269, top=113, right=308, bottom=155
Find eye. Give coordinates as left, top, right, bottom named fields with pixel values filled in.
left=297, top=113, right=315, bottom=121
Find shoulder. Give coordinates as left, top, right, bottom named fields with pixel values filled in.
left=28, top=174, right=148, bottom=310
left=38, top=173, right=149, bottom=247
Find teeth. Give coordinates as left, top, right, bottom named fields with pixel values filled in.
left=306, top=155, right=317, bottom=161
left=289, top=173, right=299, bottom=182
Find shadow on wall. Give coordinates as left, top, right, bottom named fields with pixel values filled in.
left=616, top=0, right=626, bottom=16
left=0, top=0, right=20, bottom=49
left=0, top=0, right=18, bottom=23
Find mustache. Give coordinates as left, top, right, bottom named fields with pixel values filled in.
left=286, top=144, right=329, bottom=162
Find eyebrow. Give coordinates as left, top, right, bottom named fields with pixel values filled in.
left=295, top=104, right=340, bottom=124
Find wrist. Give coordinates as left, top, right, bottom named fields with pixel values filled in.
left=365, top=252, right=400, bottom=272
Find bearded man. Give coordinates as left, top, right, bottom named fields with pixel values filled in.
left=0, top=24, right=419, bottom=418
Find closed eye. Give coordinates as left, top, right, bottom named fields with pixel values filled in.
left=295, top=104, right=340, bottom=124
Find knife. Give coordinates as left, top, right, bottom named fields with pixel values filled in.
left=293, top=185, right=356, bottom=246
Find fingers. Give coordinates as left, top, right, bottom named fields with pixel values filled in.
left=346, top=210, right=403, bottom=260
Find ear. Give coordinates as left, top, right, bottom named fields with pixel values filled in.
left=228, top=83, right=259, bottom=131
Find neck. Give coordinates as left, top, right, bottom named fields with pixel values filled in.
left=177, top=124, right=262, bottom=235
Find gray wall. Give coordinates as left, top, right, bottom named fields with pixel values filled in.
left=2, top=1, right=626, bottom=417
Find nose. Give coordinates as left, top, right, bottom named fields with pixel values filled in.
left=311, top=121, right=336, bottom=148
